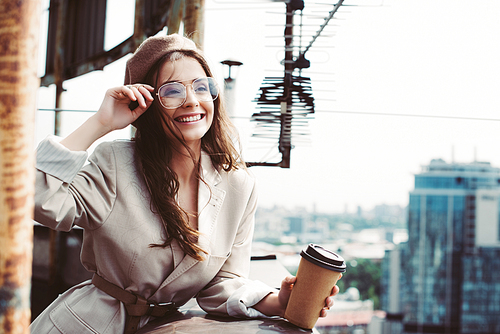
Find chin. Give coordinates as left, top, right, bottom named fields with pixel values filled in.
left=179, top=128, right=210, bottom=144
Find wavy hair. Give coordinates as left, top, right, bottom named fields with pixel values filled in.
left=133, top=50, right=243, bottom=261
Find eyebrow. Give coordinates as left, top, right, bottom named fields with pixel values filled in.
left=159, top=77, right=205, bottom=87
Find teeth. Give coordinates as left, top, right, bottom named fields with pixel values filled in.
left=177, top=114, right=202, bottom=123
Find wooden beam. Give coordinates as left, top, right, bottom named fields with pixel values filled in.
left=0, top=0, right=39, bottom=332
left=184, top=0, right=205, bottom=49
left=168, top=0, right=184, bottom=35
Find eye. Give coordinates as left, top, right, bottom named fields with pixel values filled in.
left=159, top=83, right=184, bottom=97
left=193, top=79, right=209, bottom=93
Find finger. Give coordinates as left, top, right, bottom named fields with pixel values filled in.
left=280, top=276, right=296, bottom=291
left=121, top=85, right=137, bottom=102
left=325, top=296, right=334, bottom=308
left=277, top=276, right=296, bottom=310
left=330, top=285, right=340, bottom=296
left=129, top=86, right=147, bottom=108
left=124, top=85, right=139, bottom=111
left=320, top=308, right=328, bottom=318
left=129, top=98, right=153, bottom=112
left=131, top=84, right=155, bottom=108
left=137, top=84, right=155, bottom=92
left=137, top=85, right=155, bottom=102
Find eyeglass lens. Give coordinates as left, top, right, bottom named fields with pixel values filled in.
left=157, top=77, right=218, bottom=109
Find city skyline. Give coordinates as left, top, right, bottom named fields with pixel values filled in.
left=382, top=158, right=500, bottom=333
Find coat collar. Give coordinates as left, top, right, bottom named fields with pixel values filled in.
left=199, top=151, right=222, bottom=188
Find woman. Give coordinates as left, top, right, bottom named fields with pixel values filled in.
left=31, top=34, right=339, bottom=333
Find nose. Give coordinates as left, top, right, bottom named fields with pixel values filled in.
left=182, top=84, right=199, bottom=108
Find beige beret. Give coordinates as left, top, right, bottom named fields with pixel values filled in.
left=124, top=34, right=199, bottom=85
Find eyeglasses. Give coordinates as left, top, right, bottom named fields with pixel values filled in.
left=156, top=77, right=219, bottom=109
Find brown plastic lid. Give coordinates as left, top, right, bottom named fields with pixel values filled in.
left=300, top=244, right=346, bottom=273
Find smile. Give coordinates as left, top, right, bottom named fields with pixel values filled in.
left=175, top=114, right=204, bottom=123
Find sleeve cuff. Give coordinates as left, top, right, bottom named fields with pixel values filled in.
left=226, top=280, right=278, bottom=318
left=35, top=136, right=88, bottom=183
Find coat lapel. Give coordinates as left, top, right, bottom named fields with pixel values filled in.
left=153, top=152, right=226, bottom=291
left=197, top=152, right=225, bottom=246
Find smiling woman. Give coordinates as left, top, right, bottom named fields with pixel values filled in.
left=30, top=33, right=340, bottom=334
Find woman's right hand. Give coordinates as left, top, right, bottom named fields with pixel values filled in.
left=94, top=84, right=155, bottom=133
left=59, top=84, right=155, bottom=152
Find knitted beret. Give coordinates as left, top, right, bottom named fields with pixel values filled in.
left=124, top=34, right=199, bottom=85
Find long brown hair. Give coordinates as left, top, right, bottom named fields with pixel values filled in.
left=133, top=50, right=242, bottom=261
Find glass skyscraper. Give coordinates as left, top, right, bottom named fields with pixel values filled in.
left=382, top=159, right=500, bottom=333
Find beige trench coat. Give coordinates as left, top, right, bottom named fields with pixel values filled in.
left=31, top=139, right=270, bottom=333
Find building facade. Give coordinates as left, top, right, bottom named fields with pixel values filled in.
left=382, top=159, right=500, bottom=333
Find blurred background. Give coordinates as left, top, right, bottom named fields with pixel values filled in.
left=31, top=0, right=500, bottom=333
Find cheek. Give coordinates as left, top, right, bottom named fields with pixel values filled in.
left=162, top=108, right=176, bottom=120
left=203, top=102, right=215, bottom=126
left=207, top=113, right=214, bottom=128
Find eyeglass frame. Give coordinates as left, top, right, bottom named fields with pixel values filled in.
left=155, top=77, right=219, bottom=109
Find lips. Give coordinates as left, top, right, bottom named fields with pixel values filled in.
left=175, top=114, right=204, bottom=123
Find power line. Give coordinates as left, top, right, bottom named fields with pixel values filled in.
left=38, top=108, right=500, bottom=123
left=315, top=110, right=500, bottom=122
left=38, top=108, right=96, bottom=113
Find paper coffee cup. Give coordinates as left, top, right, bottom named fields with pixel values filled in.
left=284, top=244, right=346, bottom=329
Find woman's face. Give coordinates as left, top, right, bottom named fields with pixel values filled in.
left=156, top=57, right=215, bottom=147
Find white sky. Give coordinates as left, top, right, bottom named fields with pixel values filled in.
left=35, top=0, right=500, bottom=214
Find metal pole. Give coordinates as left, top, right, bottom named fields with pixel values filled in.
left=0, top=0, right=40, bottom=332
left=128, top=0, right=147, bottom=139
left=168, top=0, right=184, bottom=35
left=133, top=0, right=147, bottom=49
left=279, top=2, right=298, bottom=168
left=53, top=0, right=66, bottom=136
left=49, top=0, right=67, bottom=301
left=184, top=0, right=205, bottom=49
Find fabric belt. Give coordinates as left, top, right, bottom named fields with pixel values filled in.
left=92, top=274, right=177, bottom=334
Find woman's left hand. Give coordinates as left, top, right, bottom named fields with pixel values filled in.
left=278, top=275, right=341, bottom=317
left=320, top=279, right=341, bottom=317
left=253, top=274, right=341, bottom=318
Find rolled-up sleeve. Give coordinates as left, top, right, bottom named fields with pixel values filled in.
left=34, top=136, right=117, bottom=231
left=226, top=279, right=278, bottom=318
left=36, top=136, right=88, bottom=183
